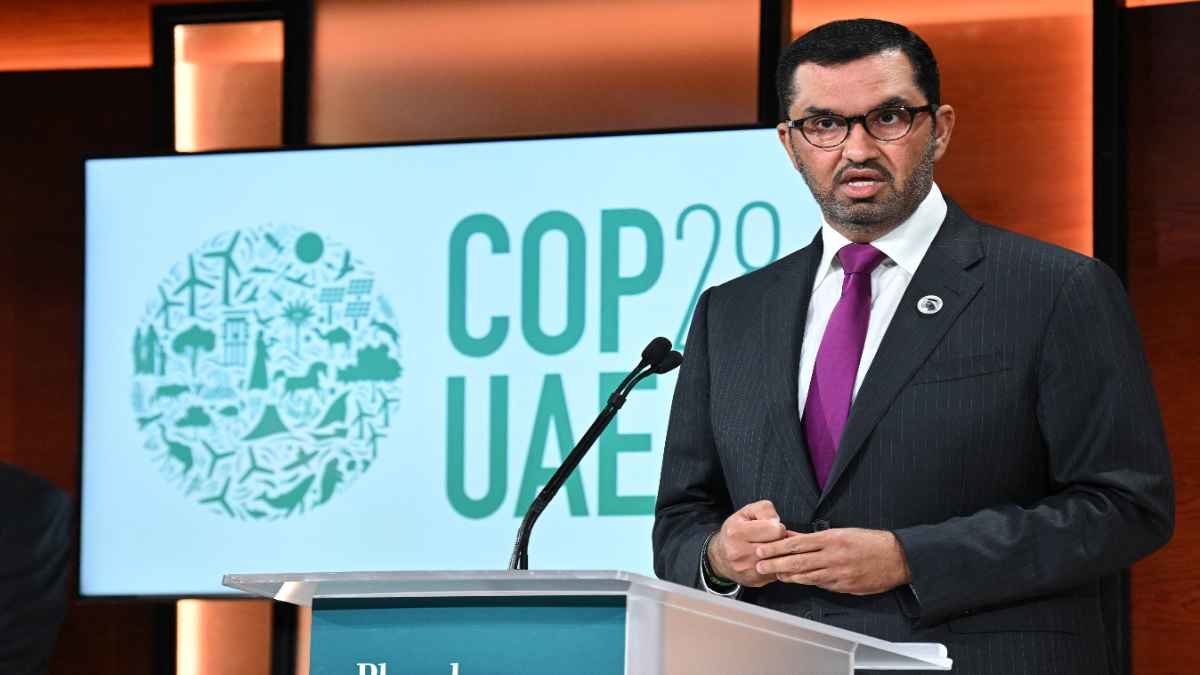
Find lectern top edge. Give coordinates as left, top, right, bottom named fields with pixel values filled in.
left=223, top=570, right=952, bottom=670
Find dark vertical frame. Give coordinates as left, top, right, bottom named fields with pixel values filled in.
left=1094, top=0, right=1128, bottom=283
left=151, top=1, right=313, bottom=152
left=270, top=601, right=299, bottom=675
left=757, top=0, right=792, bottom=125
left=152, top=602, right=177, bottom=673
left=1093, top=3, right=1131, bottom=671
left=281, top=0, right=314, bottom=145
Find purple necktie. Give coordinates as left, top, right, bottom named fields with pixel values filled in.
left=803, top=243, right=886, bottom=489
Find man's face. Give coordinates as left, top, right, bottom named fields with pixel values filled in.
left=776, top=49, right=955, bottom=241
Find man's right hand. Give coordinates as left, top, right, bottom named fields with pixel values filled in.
left=708, top=500, right=789, bottom=587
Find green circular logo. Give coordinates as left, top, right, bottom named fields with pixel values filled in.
left=131, top=226, right=402, bottom=520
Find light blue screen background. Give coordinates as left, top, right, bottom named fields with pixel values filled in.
left=82, top=128, right=822, bottom=596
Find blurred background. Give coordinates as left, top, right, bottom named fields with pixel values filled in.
left=0, top=0, right=1196, bottom=673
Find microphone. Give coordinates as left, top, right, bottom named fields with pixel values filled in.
left=642, top=336, right=672, bottom=364
left=651, top=350, right=683, bottom=374
left=609, top=336, right=670, bottom=403
left=611, top=348, right=682, bottom=406
left=507, top=337, right=682, bottom=571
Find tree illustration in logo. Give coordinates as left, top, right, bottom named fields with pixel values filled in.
left=131, top=227, right=403, bottom=520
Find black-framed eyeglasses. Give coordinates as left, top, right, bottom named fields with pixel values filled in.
left=785, top=104, right=936, bottom=148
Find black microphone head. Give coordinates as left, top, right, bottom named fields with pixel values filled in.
left=651, top=350, right=683, bottom=374
left=641, top=336, right=672, bottom=365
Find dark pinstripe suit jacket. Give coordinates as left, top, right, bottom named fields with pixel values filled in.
left=652, top=200, right=1174, bottom=674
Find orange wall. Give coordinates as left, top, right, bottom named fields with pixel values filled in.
left=0, top=0, right=246, bottom=72
left=177, top=601, right=271, bottom=675
left=174, top=20, right=284, bottom=152
left=310, top=0, right=759, bottom=143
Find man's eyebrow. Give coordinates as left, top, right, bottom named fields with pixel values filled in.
left=802, top=96, right=916, bottom=116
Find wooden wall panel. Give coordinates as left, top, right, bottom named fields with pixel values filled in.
left=175, top=20, right=284, bottom=152
left=792, top=3, right=1093, bottom=255
left=1125, top=4, right=1200, bottom=673
left=913, top=16, right=1092, bottom=254
left=0, top=67, right=162, bottom=675
left=177, top=600, right=272, bottom=675
left=0, top=68, right=157, bottom=488
left=310, top=0, right=760, bottom=144
left=0, top=0, right=242, bottom=71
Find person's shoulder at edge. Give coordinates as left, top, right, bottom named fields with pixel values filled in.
left=0, top=463, right=72, bottom=540
left=946, top=198, right=1102, bottom=277
left=705, top=237, right=822, bottom=302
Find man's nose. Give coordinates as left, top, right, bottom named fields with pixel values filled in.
left=841, top=120, right=881, bottom=164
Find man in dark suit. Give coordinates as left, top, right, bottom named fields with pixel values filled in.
left=652, top=19, right=1173, bottom=674
left=0, top=463, right=72, bottom=675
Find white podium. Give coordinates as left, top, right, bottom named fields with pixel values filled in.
left=225, top=570, right=951, bottom=674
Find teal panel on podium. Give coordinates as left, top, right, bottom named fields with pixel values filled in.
left=310, top=596, right=627, bottom=675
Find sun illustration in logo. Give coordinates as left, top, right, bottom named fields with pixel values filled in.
left=131, top=226, right=402, bottom=520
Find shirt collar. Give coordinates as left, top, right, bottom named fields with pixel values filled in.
left=814, top=182, right=947, bottom=286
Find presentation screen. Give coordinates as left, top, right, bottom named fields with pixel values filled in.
left=82, top=127, right=822, bottom=596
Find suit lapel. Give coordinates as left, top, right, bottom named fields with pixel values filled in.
left=817, top=202, right=986, bottom=505
left=761, top=237, right=823, bottom=507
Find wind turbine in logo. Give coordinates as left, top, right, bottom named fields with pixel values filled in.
left=203, top=231, right=242, bottom=306
left=174, top=254, right=213, bottom=317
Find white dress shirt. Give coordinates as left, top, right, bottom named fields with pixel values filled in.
left=700, top=183, right=947, bottom=596
left=798, top=183, right=947, bottom=414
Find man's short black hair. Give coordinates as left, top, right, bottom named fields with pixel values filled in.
left=776, top=18, right=940, bottom=116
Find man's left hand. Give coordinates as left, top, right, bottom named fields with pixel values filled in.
left=754, top=528, right=912, bottom=596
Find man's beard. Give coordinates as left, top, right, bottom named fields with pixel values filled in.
left=797, top=139, right=936, bottom=238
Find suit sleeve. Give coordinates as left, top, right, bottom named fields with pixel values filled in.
left=893, top=258, right=1175, bottom=626
left=653, top=288, right=735, bottom=588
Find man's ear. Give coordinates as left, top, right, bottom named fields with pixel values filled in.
left=777, top=123, right=802, bottom=170
left=931, top=104, right=955, bottom=162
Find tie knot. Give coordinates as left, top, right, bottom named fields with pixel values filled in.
left=836, top=243, right=886, bottom=275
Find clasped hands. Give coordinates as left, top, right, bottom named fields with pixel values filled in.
left=707, top=500, right=912, bottom=594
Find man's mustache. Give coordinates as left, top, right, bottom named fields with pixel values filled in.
left=834, top=162, right=894, bottom=184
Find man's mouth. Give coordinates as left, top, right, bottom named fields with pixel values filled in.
left=837, top=169, right=887, bottom=199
